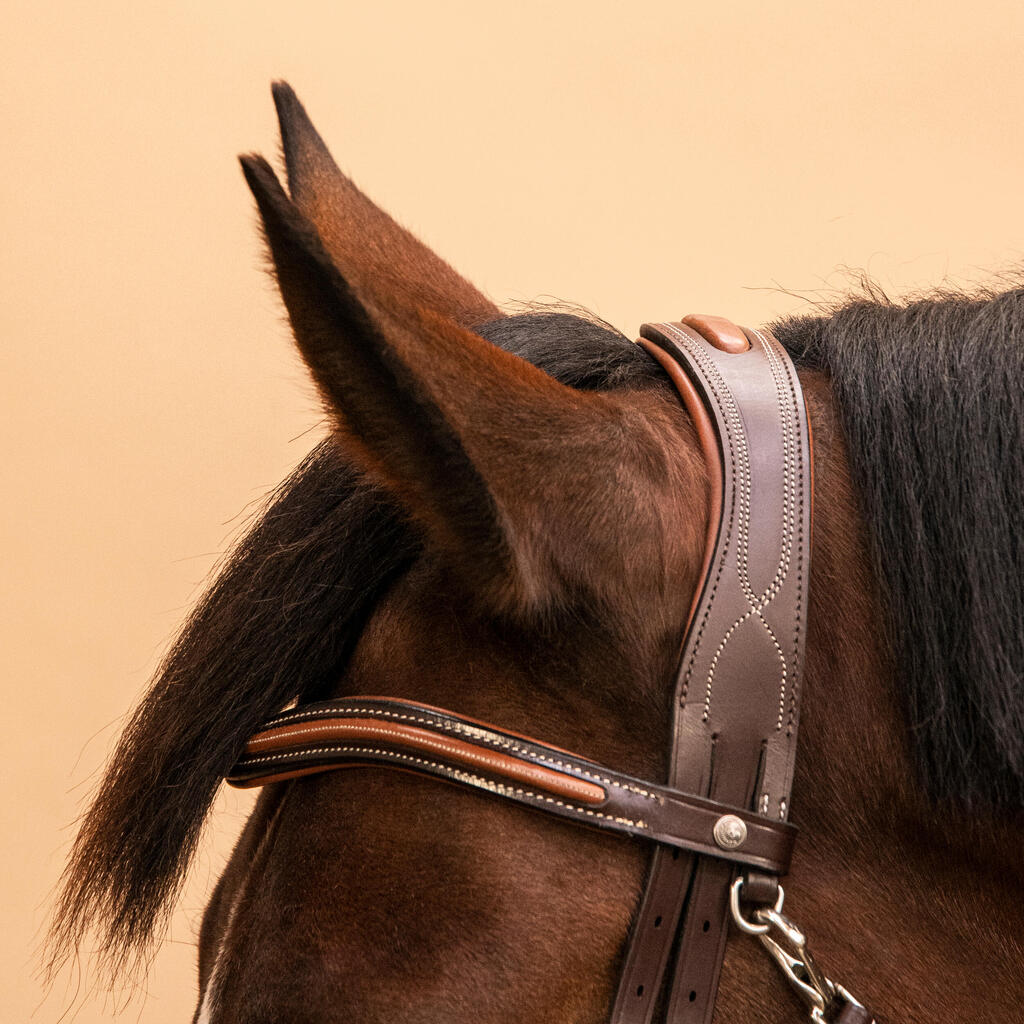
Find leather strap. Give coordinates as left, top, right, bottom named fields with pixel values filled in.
left=226, top=316, right=819, bottom=1024
left=227, top=696, right=796, bottom=874
left=835, top=999, right=877, bottom=1024
left=610, top=320, right=812, bottom=1024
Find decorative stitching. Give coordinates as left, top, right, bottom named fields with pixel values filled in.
left=660, top=325, right=795, bottom=723
left=751, top=328, right=807, bottom=817
left=235, top=744, right=648, bottom=831
left=754, top=328, right=806, bottom=741
left=755, top=330, right=808, bottom=821
left=247, top=721, right=607, bottom=802
left=658, top=324, right=738, bottom=707
left=744, top=334, right=797, bottom=604
left=754, top=330, right=800, bottom=729
left=254, top=704, right=656, bottom=800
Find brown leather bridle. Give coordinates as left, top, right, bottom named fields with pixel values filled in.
left=228, top=316, right=879, bottom=1024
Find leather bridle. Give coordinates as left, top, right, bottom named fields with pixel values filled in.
left=227, top=316, right=879, bottom=1024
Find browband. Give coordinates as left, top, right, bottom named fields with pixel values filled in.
left=227, top=696, right=796, bottom=874
left=228, top=317, right=874, bottom=1023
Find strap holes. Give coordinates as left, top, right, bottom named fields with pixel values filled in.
left=702, top=920, right=711, bottom=932
left=689, top=991, right=698, bottom=1003
left=636, top=985, right=645, bottom=997
left=654, top=915, right=662, bottom=927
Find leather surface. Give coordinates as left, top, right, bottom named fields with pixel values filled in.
left=242, top=716, right=608, bottom=804
left=639, top=343, right=722, bottom=628
left=611, top=321, right=812, bottom=1024
left=682, top=314, right=751, bottom=354
left=739, top=870, right=780, bottom=906
left=650, top=322, right=810, bottom=820
left=835, top=1000, right=878, bottom=1024
left=228, top=697, right=796, bottom=873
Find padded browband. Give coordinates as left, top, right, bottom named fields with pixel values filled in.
left=228, top=696, right=795, bottom=873
left=227, top=316, right=814, bottom=1024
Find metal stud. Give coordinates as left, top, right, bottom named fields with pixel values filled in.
left=713, top=814, right=747, bottom=850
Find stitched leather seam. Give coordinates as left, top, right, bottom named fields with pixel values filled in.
left=755, top=330, right=807, bottom=807
left=662, top=326, right=793, bottom=723
left=752, top=329, right=807, bottom=817
left=682, top=329, right=794, bottom=610
left=757, top=331, right=802, bottom=724
left=658, top=323, right=737, bottom=708
left=717, top=332, right=794, bottom=607
left=755, top=328, right=806, bottom=741
left=754, top=331, right=799, bottom=729
left=256, top=705, right=657, bottom=799
left=691, top=332, right=797, bottom=731
left=237, top=745, right=647, bottom=829
left=749, top=333, right=797, bottom=604
left=247, top=721, right=605, bottom=803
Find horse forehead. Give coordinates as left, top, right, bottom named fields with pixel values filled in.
left=339, top=561, right=672, bottom=764
left=345, top=565, right=511, bottom=683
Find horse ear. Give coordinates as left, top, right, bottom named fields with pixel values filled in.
left=241, top=154, right=673, bottom=616
left=270, top=81, right=500, bottom=328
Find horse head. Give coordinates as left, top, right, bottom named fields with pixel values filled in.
left=50, top=83, right=1024, bottom=1023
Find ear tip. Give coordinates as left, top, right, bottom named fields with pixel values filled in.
left=239, top=153, right=290, bottom=212
left=271, top=80, right=302, bottom=121
left=270, top=79, right=295, bottom=101
left=239, top=152, right=274, bottom=180
left=268, top=79, right=336, bottom=200
left=270, top=79, right=318, bottom=143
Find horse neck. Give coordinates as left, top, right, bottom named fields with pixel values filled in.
left=752, top=372, right=1024, bottom=1022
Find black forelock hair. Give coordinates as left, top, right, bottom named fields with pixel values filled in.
left=774, top=285, right=1024, bottom=809
left=481, top=311, right=666, bottom=390
left=47, top=311, right=654, bottom=980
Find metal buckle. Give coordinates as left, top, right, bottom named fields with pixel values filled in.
left=729, top=878, right=871, bottom=1023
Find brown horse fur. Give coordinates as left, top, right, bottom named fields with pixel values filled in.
left=49, top=83, right=1024, bottom=1022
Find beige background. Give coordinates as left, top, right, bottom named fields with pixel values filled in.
left=6, top=1, right=1024, bottom=1020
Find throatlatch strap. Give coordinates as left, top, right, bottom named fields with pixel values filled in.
left=610, top=320, right=812, bottom=1024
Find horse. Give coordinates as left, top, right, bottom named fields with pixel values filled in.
left=48, top=82, right=1024, bottom=1023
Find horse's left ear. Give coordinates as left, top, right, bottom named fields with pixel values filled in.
left=270, top=81, right=500, bottom=328
left=241, top=154, right=684, bottom=619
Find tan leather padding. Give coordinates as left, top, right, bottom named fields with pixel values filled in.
left=682, top=313, right=751, bottom=353
left=230, top=697, right=797, bottom=872
left=244, top=717, right=608, bottom=805
left=231, top=761, right=495, bottom=791
left=638, top=336, right=722, bottom=628
left=322, top=694, right=583, bottom=756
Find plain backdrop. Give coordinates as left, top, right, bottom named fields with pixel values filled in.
left=6, top=2, right=1024, bottom=1019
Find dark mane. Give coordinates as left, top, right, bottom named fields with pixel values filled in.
left=775, top=286, right=1024, bottom=808
left=48, top=312, right=655, bottom=978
